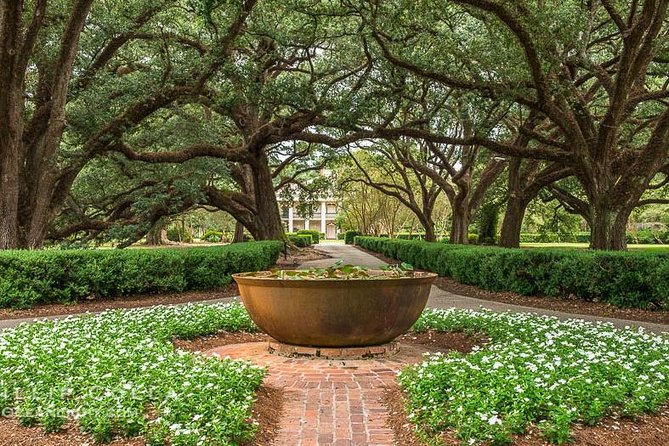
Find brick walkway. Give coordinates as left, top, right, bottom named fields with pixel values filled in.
left=208, top=342, right=430, bottom=445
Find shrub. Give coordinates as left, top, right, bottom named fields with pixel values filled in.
left=396, top=233, right=426, bottom=240
left=166, top=227, right=193, bottom=243
left=355, top=237, right=669, bottom=309
left=296, top=229, right=321, bottom=244
left=477, top=203, right=499, bottom=245
left=627, top=228, right=669, bottom=244
left=575, top=231, right=590, bottom=243
left=337, top=232, right=346, bottom=240
left=201, top=229, right=223, bottom=242
left=344, top=230, right=361, bottom=245
left=0, top=242, right=283, bottom=309
left=287, top=233, right=312, bottom=247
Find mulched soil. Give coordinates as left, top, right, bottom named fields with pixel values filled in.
left=173, top=331, right=270, bottom=352
left=358, top=246, right=669, bottom=325
left=275, top=246, right=331, bottom=268
left=382, top=384, right=425, bottom=446
left=0, top=420, right=144, bottom=446
left=398, top=329, right=488, bottom=354
left=0, top=247, right=330, bottom=322
left=0, top=285, right=240, bottom=321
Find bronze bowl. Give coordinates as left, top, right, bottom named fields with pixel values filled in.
left=232, top=270, right=437, bottom=347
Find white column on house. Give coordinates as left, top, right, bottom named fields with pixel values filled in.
left=288, top=207, right=294, bottom=233
left=320, top=201, right=327, bottom=235
left=304, top=218, right=310, bottom=230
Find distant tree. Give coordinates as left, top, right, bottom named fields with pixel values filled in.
left=363, top=0, right=669, bottom=249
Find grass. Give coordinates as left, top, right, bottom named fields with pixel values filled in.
left=520, top=242, right=669, bottom=252
left=0, top=303, right=263, bottom=445
left=403, top=309, right=669, bottom=445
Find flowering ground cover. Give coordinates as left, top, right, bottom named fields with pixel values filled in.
left=0, top=303, right=263, bottom=445
left=402, top=309, right=669, bottom=445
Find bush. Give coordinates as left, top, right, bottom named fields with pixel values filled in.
left=344, top=230, right=361, bottom=245
left=396, top=233, right=425, bottom=240
left=355, top=236, right=669, bottom=309
left=166, top=227, right=192, bottom=243
left=575, top=232, right=590, bottom=243
left=0, top=242, right=283, bottom=309
left=477, top=203, right=499, bottom=245
left=201, top=229, right=223, bottom=243
left=337, top=232, right=346, bottom=240
left=296, top=229, right=321, bottom=244
left=287, top=233, right=312, bottom=247
left=627, top=228, right=669, bottom=244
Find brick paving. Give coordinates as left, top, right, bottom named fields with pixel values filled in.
left=208, top=342, right=431, bottom=445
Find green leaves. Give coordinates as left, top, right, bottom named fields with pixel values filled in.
left=356, top=236, right=669, bottom=309
left=0, top=303, right=263, bottom=444
left=404, top=308, right=669, bottom=444
left=259, top=260, right=412, bottom=280
left=0, top=241, right=283, bottom=308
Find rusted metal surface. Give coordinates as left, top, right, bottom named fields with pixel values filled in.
left=232, top=271, right=437, bottom=347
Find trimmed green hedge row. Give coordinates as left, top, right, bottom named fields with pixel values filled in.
left=344, top=231, right=362, bottom=244
left=296, top=229, right=321, bottom=244
left=0, top=241, right=283, bottom=309
left=287, top=233, right=313, bottom=247
left=355, top=237, right=669, bottom=309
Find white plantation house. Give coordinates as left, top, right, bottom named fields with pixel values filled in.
left=280, top=198, right=340, bottom=239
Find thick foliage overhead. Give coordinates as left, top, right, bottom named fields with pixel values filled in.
left=0, top=241, right=282, bottom=308
left=404, top=309, right=669, bottom=444
left=355, top=237, right=669, bottom=309
left=0, top=303, right=262, bottom=444
left=355, top=0, right=669, bottom=249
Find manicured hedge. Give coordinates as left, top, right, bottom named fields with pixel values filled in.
left=287, top=233, right=313, bottom=247
left=296, top=229, right=321, bottom=244
left=355, top=237, right=669, bottom=309
left=0, top=241, right=283, bottom=309
left=344, top=230, right=362, bottom=244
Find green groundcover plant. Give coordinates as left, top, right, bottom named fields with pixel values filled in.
left=355, top=236, right=669, bottom=309
left=0, top=303, right=262, bottom=445
left=245, top=261, right=415, bottom=280
left=403, top=309, right=669, bottom=445
left=0, top=241, right=283, bottom=309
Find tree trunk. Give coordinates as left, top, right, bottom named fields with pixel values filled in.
left=589, top=204, right=628, bottom=250
left=499, top=196, right=530, bottom=248
left=423, top=220, right=436, bottom=242
left=0, top=139, right=21, bottom=249
left=449, top=199, right=469, bottom=244
left=248, top=152, right=284, bottom=240
left=0, top=0, right=93, bottom=250
left=0, top=1, right=25, bottom=249
left=145, top=217, right=169, bottom=245
left=232, top=221, right=245, bottom=243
